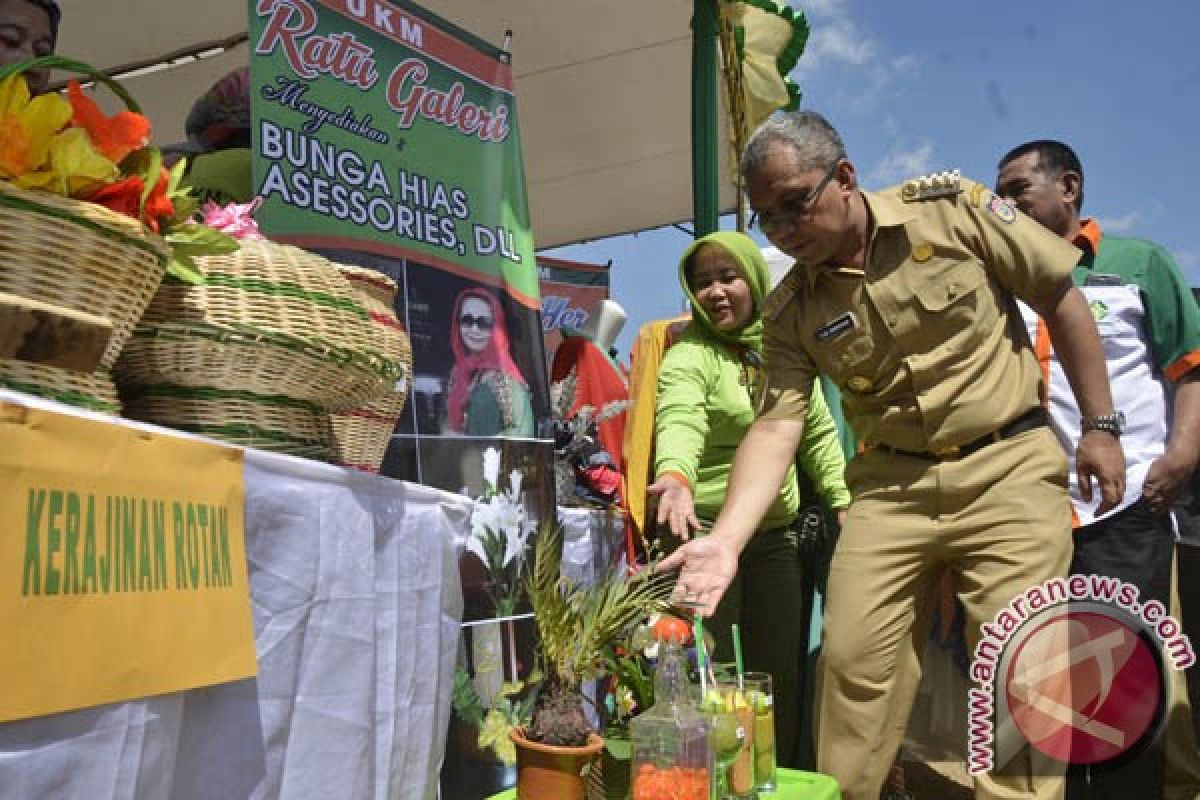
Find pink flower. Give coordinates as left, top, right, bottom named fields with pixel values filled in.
left=200, top=197, right=265, bottom=240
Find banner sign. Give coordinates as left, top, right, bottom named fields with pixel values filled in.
left=249, top=0, right=538, bottom=304
left=250, top=1, right=552, bottom=516
left=537, top=255, right=611, bottom=360
left=0, top=401, right=255, bottom=722
left=250, top=0, right=553, bottom=630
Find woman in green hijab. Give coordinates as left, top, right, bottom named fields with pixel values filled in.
left=649, top=230, right=850, bottom=766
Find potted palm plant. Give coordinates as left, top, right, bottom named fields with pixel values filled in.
left=508, top=522, right=675, bottom=800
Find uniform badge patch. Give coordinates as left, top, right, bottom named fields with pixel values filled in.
left=814, top=312, right=856, bottom=342
left=987, top=193, right=1016, bottom=223
left=912, top=243, right=934, bottom=262
left=1089, top=300, right=1109, bottom=321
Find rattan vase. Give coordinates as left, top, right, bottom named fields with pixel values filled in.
left=329, top=266, right=412, bottom=472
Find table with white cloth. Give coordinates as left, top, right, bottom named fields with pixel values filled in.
left=0, top=390, right=467, bottom=800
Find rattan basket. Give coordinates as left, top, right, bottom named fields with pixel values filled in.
left=329, top=266, right=412, bottom=471
left=116, top=240, right=400, bottom=412
left=0, top=59, right=170, bottom=373
left=122, top=386, right=332, bottom=460
left=0, top=358, right=120, bottom=414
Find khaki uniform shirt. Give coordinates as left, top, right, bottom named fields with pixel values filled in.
left=760, top=177, right=1081, bottom=452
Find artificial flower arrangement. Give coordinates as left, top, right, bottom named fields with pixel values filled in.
left=550, top=370, right=626, bottom=507
left=464, top=446, right=537, bottom=618
left=0, top=57, right=237, bottom=284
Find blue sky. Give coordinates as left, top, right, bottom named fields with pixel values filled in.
left=543, top=0, right=1200, bottom=358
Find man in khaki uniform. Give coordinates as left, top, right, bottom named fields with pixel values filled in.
left=661, top=111, right=1127, bottom=800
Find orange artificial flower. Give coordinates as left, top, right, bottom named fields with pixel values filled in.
left=85, top=175, right=143, bottom=219
left=67, top=80, right=151, bottom=164
left=85, top=167, right=175, bottom=232
left=142, top=167, right=175, bottom=232
left=0, top=116, right=31, bottom=176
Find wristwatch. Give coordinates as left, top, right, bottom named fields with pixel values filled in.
left=1081, top=411, right=1126, bottom=437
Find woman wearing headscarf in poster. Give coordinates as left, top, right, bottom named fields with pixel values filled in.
left=445, top=287, right=535, bottom=438
left=0, top=0, right=58, bottom=93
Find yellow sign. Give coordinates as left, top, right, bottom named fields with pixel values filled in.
left=0, top=401, right=256, bottom=722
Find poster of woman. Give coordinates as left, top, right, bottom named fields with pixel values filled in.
left=445, top=287, right=535, bottom=438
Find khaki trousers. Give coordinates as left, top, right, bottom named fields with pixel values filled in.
left=817, top=426, right=1071, bottom=800
left=1166, top=557, right=1200, bottom=800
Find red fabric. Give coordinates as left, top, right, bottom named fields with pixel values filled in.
left=552, top=333, right=632, bottom=562
left=551, top=334, right=629, bottom=469
left=446, top=288, right=527, bottom=432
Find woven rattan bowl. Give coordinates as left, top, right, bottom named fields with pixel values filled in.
left=116, top=240, right=400, bottom=413
left=0, top=182, right=169, bottom=369
left=0, top=358, right=121, bottom=414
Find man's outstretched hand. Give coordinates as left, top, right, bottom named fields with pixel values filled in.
left=657, top=534, right=739, bottom=617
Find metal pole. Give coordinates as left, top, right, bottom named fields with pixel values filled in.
left=691, top=0, right=719, bottom=238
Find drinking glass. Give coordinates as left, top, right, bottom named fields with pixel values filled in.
left=741, top=672, right=776, bottom=792
left=696, top=681, right=756, bottom=799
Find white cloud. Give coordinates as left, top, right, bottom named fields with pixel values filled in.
left=890, top=54, right=920, bottom=74
left=1097, top=211, right=1140, bottom=234
left=798, top=0, right=846, bottom=19
left=790, top=3, right=920, bottom=113
left=870, top=141, right=934, bottom=184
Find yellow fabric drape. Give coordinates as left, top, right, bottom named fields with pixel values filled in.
left=727, top=4, right=795, bottom=135
left=622, top=316, right=690, bottom=542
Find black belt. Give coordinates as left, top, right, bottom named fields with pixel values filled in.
left=875, top=408, right=1048, bottom=461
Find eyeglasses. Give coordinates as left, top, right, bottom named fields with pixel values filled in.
left=459, top=314, right=494, bottom=331
left=750, top=157, right=843, bottom=234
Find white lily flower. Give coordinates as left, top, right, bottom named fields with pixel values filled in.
left=507, top=468, right=523, bottom=499
left=465, top=528, right=490, bottom=565
left=482, top=448, right=501, bottom=491
left=503, top=516, right=531, bottom=568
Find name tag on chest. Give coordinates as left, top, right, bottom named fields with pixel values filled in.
left=1084, top=272, right=1124, bottom=287
left=814, top=312, right=857, bottom=343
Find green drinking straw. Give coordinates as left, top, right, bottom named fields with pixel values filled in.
left=731, top=623, right=745, bottom=689
left=693, top=614, right=708, bottom=696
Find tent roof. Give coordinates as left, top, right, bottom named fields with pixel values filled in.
left=55, top=0, right=736, bottom=249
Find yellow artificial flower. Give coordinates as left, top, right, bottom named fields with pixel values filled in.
left=499, top=680, right=525, bottom=698
left=0, top=74, right=72, bottom=180
left=15, top=127, right=117, bottom=197
left=478, top=708, right=517, bottom=766
left=22, top=92, right=74, bottom=169
left=0, top=73, right=31, bottom=116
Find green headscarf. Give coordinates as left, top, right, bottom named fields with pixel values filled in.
left=677, top=231, right=771, bottom=352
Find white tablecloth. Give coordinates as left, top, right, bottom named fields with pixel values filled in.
left=0, top=392, right=467, bottom=800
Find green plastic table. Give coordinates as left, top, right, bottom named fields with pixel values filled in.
left=486, top=767, right=841, bottom=799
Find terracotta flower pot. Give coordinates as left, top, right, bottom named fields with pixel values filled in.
left=510, top=728, right=605, bottom=800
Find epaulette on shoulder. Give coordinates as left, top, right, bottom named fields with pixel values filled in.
left=900, top=169, right=962, bottom=202
left=763, top=269, right=801, bottom=321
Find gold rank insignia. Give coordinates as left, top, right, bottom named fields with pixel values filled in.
left=847, top=376, right=872, bottom=392
left=912, top=242, right=934, bottom=262
left=969, top=181, right=985, bottom=208
left=900, top=169, right=962, bottom=202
